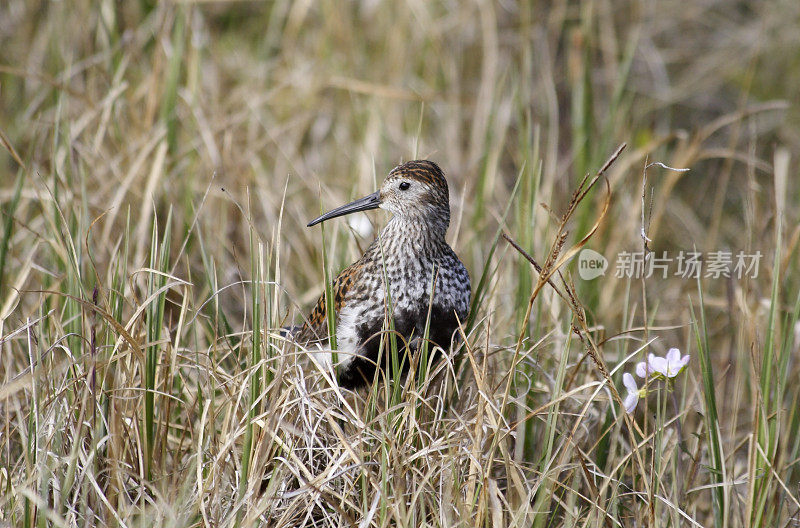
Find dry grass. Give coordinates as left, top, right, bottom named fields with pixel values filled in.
left=1, top=0, right=799, bottom=526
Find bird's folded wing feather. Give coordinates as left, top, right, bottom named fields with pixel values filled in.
left=295, top=262, right=360, bottom=343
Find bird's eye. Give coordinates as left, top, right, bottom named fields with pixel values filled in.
left=399, top=182, right=410, bottom=191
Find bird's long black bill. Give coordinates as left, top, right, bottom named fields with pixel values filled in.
left=307, top=191, right=382, bottom=227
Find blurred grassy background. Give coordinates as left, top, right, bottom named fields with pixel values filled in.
left=1, top=0, right=799, bottom=526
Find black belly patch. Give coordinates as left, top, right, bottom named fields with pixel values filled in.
left=337, top=305, right=462, bottom=389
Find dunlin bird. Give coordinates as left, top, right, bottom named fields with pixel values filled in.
left=296, top=160, right=471, bottom=388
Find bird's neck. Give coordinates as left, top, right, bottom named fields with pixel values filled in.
left=383, top=214, right=447, bottom=239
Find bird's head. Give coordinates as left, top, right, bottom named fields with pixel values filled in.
left=307, top=160, right=451, bottom=232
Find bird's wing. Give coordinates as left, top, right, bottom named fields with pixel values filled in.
left=295, top=262, right=360, bottom=344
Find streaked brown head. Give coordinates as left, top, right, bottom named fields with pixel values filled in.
left=380, top=160, right=449, bottom=223
left=307, top=160, right=451, bottom=231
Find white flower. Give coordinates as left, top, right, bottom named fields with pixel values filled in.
left=654, top=348, right=690, bottom=378
left=623, top=373, right=640, bottom=413
left=636, top=348, right=690, bottom=379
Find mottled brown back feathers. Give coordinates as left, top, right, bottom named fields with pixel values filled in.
left=297, top=263, right=360, bottom=343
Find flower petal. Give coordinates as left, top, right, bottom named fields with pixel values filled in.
left=623, top=372, right=637, bottom=392
left=647, top=353, right=660, bottom=372
left=649, top=355, right=669, bottom=376
left=635, top=361, right=649, bottom=378
left=666, top=348, right=681, bottom=363
left=624, top=392, right=639, bottom=413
